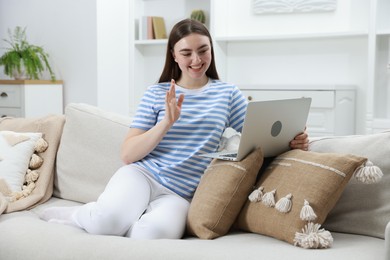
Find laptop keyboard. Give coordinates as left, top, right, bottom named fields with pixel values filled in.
left=223, top=153, right=237, bottom=158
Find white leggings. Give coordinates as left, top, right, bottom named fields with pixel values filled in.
left=72, top=164, right=190, bottom=239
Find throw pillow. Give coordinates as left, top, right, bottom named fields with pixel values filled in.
left=0, top=131, right=42, bottom=192
left=0, top=114, right=65, bottom=214
left=186, top=148, right=264, bottom=239
left=309, top=131, right=390, bottom=239
left=8, top=138, right=49, bottom=202
left=236, top=149, right=376, bottom=248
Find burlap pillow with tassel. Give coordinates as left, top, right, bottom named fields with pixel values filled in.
left=237, top=149, right=382, bottom=249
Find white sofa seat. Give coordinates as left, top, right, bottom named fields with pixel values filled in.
left=0, top=198, right=385, bottom=260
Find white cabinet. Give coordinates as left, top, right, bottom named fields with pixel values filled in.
left=240, top=85, right=356, bottom=137
left=129, top=0, right=389, bottom=135
left=0, top=80, right=63, bottom=118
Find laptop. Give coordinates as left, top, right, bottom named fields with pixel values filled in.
left=200, top=97, right=312, bottom=161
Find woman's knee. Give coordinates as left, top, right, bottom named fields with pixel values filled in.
left=74, top=203, right=134, bottom=236
left=75, top=165, right=152, bottom=236
left=128, top=196, right=190, bottom=239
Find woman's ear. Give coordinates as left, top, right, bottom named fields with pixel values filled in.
left=171, top=49, right=177, bottom=62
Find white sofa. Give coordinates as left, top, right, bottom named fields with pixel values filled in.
left=0, top=103, right=388, bottom=260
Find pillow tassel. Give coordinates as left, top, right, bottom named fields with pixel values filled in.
left=300, top=200, right=317, bottom=221
left=261, top=189, right=276, bottom=207
left=25, top=169, right=39, bottom=184
left=294, top=222, right=333, bottom=249
left=29, top=154, right=44, bottom=169
left=275, top=193, right=293, bottom=213
left=34, top=138, right=49, bottom=153
left=21, top=182, right=36, bottom=197
left=354, top=160, right=383, bottom=184
left=248, top=186, right=264, bottom=202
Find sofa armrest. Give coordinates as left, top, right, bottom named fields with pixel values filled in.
left=386, top=221, right=390, bottom=260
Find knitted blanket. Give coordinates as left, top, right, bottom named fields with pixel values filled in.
left=0, top=115, right=65, bottom=215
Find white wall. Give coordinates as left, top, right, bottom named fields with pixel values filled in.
left=0, top=0, right=131, bottom=115
left=0, top=0, right=98, bottom=107
left=213, top=0, right=370, bottom=37
left=96, top=0, right=130, bottom=115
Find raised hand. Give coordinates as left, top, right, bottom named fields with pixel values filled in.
left=164, top=79, right=185, bottom=126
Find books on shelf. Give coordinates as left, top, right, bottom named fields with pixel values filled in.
left=139, top=16, right=167, bottom=40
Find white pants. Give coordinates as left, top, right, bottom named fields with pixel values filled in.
left=72, top=164, right=190, bottom=239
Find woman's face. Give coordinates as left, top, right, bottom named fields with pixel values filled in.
left=172, top=33, right=212, bottom=86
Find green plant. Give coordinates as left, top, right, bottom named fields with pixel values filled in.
left=190, top=10, right=206, bottom=24
left=0, top=26, right=55, bottom=81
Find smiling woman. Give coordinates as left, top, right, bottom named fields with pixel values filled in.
left=40, top=18, right=309, bottom=241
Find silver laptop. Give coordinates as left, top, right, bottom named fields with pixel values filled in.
left=200, top=97, right=312, bottom=161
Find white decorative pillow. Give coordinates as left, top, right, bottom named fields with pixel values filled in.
left=309, top=131, right=390, bottom=239
left=0, top=131, right=42, bottom=192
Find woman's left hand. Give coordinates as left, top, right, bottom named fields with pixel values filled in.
left=289, top=129, right=309, bottom=151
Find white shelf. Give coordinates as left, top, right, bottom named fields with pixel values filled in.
left=215, top=31, right=368, bottom=43
left=135, top=39, right=168, bottom=46
left=239, top=84, right=357, bottom=91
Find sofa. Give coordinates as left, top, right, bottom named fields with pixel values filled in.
left=0, top=103, right=388, bottom=260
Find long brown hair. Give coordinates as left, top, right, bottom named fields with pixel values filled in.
left=158, top=19, right=219, bottom=83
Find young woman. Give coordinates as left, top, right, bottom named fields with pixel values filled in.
left=41, top=19, right=309, bottom=239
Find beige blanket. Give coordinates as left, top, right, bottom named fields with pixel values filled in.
left=0, top=115, right=65, bottom=215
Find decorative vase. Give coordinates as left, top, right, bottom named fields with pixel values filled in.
left=12, top=63, right=29, bottom=80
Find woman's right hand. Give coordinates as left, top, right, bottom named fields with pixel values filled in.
left=121, top=79, right=185, bottom=165
left=164, top=79, right=185, bottom=126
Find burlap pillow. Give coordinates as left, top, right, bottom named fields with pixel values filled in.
left=187, top=148, right=263, bottom=239
left=237, top=149, right=374, bottom=248
left=309, top=131, right=390, bottom=239
left=0, top=115, right=65, bottom=213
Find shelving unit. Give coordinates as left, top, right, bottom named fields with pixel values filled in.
left=129, top=0, right=390, bottom=135
left=368, top=0, right=390, bottom=132
left=214, top=31, right=368, bottom=43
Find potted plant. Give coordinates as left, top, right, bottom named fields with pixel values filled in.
left=0, top=26, right=56, bottom=81
left=190, top=10, right=206, bottom=24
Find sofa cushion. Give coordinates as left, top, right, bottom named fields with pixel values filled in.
left=0, top=131, right=42, bottom=192
left=54, top=103, right=132, bottom=203
left=0, top=115, right=65, bottom=213
left=0, top=198, right=386, bottom=260
left=309, top=130, right=390, bottom=239
left=237, top=149, right=369, bottom=248
left=187, top=148, right=263, bottom=239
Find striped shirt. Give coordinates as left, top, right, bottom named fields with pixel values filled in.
left=131, top=79, right=247, bottom=199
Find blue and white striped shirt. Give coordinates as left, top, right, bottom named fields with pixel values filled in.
left=131, top=79, right=247, bottom=199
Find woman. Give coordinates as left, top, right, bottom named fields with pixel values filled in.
left=41, top=19, right=308, bottom=239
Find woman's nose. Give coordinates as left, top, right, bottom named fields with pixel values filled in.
left=192, top=53, right=201, bottom=62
